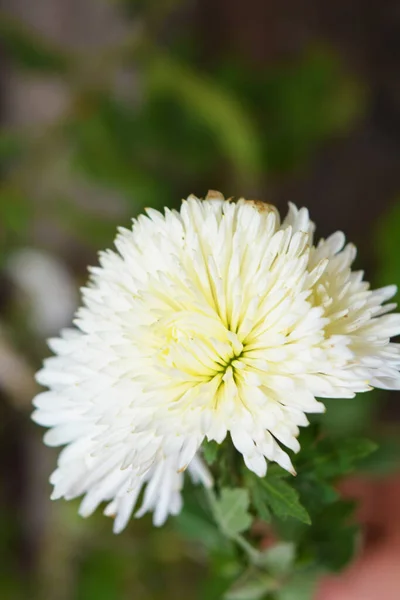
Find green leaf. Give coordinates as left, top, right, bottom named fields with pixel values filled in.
left=67, top=94, right=174, bottom=211
left=303, top=501, right=358, bottom=571
left=310, top=438, right=377, bottom=479
left=224, top=567, right=277, bottom=600
left=322, top=393, right=378, bottom=437
left=266, top=464, right=291, bottom=479
left=0, top=187, right=32, bottom=236
left=146, top=55, right=263, bottom=178
left=248, top=478, right=271, bottom=523
left=175, top=508, right=224, bottom=551
left=276, top=568, right=324, bottom=600
left=175, top=485, right=232, bottom=552
left=0, top=131, right=24, bottom=163
left=375, top=200, right=400, bottom=290
left=360, top=434, right=400, bottom=475
left=213, top=49, right=363, bottom=172
left=259, top=542, right=295, bottom=576
left=294, top=474, right=338, bottom=514
left=214, top=488, right=253, bottom=537
left=76, top=549, right=123, bottom=600
left=202, top=440, right=220, bottom=466
left=262, top=477, right=311, bottom=525
left=0, top=16, right=71, bottom=73
left=50, top=198, right=119, bottom=248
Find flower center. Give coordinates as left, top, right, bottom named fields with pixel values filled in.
left=156, top=314, right=245, bottom=384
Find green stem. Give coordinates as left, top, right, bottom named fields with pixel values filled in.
left=232, top=533, right=263, bottom=564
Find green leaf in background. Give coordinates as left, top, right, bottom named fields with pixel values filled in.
left=258, top=542, right=295, bottom=576
left=224, top=567, right=277, bottom=600
left=273, top=432, right=377, bottom=571
left=303, top=500, right=358, bottom=571
left=202, top=440, right=220, bottom=466
left=146, top=55, right=263, bottom=180
left=359, top=434, right=400, bottom=475
left=67, top=93, right=176, bottom=211
left=303, top=437, right=377, bottom=479
left=276, top=568, right=324, bottom=600
left=0, top=16, right=72, bottom=73
left=322, top=393, right=378, bottom=437
left=212, top=49, right=364, bottom=172
left=265, top=464, right=291, bottom=479
left=175, top=505, right=225, bottom=552
left=0, top=131, right=25, bottom=164
left=258, top=477, right=311, bottom=525
left=175, top=485, right=231, bottom=552
left=50, top=198, right=121, bottom=248
left=0, top=187, right=33, bottom=252
left=247, top=476, right=271, bottom=523
left=214, top=488, right=253, bottom=537
left=77, top=549, right=122, bottom=600
left=293, top=474, right=338, bottom=516
left=376, top=200, right=400, bottom=290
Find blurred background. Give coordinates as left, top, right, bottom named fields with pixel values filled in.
left=0, top=1, right=400, bottom=599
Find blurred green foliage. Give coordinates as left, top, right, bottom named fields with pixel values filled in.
left=376, top=201, right=400, bottom=289
left=0, top=16, right=72, bottom=74
left=210, top=50, right=363, bottom=172
left=1, top=7, right=365, bottom=249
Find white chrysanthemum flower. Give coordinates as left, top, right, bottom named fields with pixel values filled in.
left=33, top=192, right=400, bottom=532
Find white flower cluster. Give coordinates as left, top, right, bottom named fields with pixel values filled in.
left=33, top=192, right=400, bottom=532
